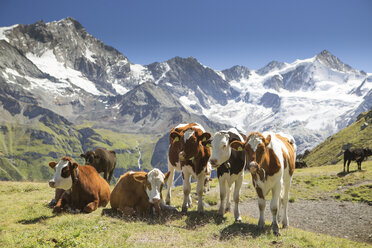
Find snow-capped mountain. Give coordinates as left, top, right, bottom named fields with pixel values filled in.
left=1, top=17, right=371, bottom=154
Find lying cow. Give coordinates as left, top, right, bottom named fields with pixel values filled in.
left=167, top=123, right=211, bottom=212
left=231, top=131, right=296, bottom=236
left=81, top=148, right=117, bottom=183
left=110, top=168, right=174, bottom=216
left=48, top=157, right=111, bottom=213
left=344, top=148, right=372, bottom=172
left=204, top=128, right=246, bottom=222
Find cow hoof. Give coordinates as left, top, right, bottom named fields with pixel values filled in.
left=282, top=224, right=288, bottom=229
left=181, top=206, right=188, bottom=213
left=53, top=207, right=62, bottom=214
left=166, top=200, right=170, bottom=206
left=235, top=217, right=242, bottom=223
left=225, top=207, right=230, bottom=213
left=273, top=231, right=281, bottom=237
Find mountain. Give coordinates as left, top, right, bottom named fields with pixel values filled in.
left=0, top=18, right=371, bottom=181
left=302, top=107, right=372, bottom=167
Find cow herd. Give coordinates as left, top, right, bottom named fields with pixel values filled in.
left=48, top=122, right=298, bottom=236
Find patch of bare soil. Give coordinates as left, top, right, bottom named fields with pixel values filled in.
left=239, top=199, right=372, bottom=244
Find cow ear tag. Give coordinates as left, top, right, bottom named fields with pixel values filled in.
left=202, top=137, right=207, bottom=141
left=174, top=137, right=179, bottom=141
left=206, top=143, right=210, bottom=148
left=238, top=146, right=243, bottom=151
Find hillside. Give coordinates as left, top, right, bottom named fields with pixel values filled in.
left=303, top=108, right=372, bottom=167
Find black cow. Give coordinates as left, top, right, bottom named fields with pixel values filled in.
left=295, top=161, right=307, bottom=168
left=343, top=148, right=372, bottom=172
left=81, top=148, right=117, bottom=183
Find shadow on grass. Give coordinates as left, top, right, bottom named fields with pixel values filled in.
left=219, top=222, right=271, bottom=240
left=337, top=169, right=364, bottom=177
left=184, top=210, right=225, bottom=229
left=101, top=208, right=183, bottom=225
left=18, top=215, right=56, bottom=224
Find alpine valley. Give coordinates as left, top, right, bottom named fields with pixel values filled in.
left=0, top=18, right=371, bottom=182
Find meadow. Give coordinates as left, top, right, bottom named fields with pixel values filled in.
left=0, top=161, right=371, bottom=247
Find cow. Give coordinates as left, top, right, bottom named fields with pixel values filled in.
left=110, top=168, right=175, bottom=216
left=203, top=162, right=212, bottom=193
left=48, top=157, right=111, bottom=213
left=80, top=148, right=117, bottom=183
left=166, top=123, right=212, bottom=213
left=343, top=148, right=372, bottom=172
left=204, top=128, right=246, bottom=222
left=231, top=131, right=296, bottom=236
left=295, top=161, right=307, bottom=168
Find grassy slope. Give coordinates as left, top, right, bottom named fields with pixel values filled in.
left=0, top=121, right=159, bottom=183
left=0, top=162, right=371, bottom=248
left=303, top=110, right=372, bottom=167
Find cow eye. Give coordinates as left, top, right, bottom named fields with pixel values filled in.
left=61, top=167, right=70, bottom=178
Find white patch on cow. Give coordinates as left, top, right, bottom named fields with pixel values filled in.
left=210, top=132, right=231, bottom=166
left=175, top=123, right=188, bottom=129
left=247, top=134, right=264, bottom=152
left=192, top=123, right=205, bottom=132
left=183, top=129, right=195, bottom=143
left=145, top=168, right=165, bottom=203
left=49, top=160, right=72, bottom=190
left=129, top=171, right=134, bottom=175
left=222, top=128, right=244, bottom=142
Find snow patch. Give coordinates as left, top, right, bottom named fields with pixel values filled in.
left=0, top=24, right=18, bottom=42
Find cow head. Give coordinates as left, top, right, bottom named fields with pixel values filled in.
left=231, top=132, right=270, bottom=174
left=364, top=148, right=372, bottom=156
left=133, top=168, right=170, bottom=207
left=179, top=129, right=211, bottom=162
left=49, top=157, right=79, bottom=190
left=80, top=151, right=97, bottom=166
left=208, top=132, right=231, bottom=168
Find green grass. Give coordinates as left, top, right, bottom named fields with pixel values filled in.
left=304, top=109, right=372, bottom=167
left=0, top=179, right=370, bottom=248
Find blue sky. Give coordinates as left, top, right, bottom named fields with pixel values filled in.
left=1, top=0, right=371, bottom=71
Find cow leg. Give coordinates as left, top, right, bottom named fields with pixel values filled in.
left=257, top=197, right=266, bottom=230
left=343, top=158, right=346, bottom=172
left=233, top=173, right=243, bottom=222
left=358, top=161, right=362, bottom=170
left=182, top=171, right=192, bottom=212
left=218, top=177, right=227, bottom=216
left=84, top=199, right=99, bottom=213
left=196, top=172, right=205, bottom=213
left=225, top=181, right=231, bottom=213
left=107, top=170, right=114, bottom=184
left=281, top=179, right=291, bottom=228
left=103, top=171, right=108, bottom=182
left=347, top=160, right=351, bottom=173
left=166, top=165, right=175, bottom=205
left=270, top=186, right=281, bottom=236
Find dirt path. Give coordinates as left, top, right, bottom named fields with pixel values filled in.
left=238, top=199, right=372, bottom=244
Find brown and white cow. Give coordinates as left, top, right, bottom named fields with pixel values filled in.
left=110, top=168, right=174, bottom=216
left=231, top=131, right=296, bottom=236
left=80, top=148, right=117, bottom=183
left=48, top=157, right=111, bottom=213
left=167, top=123, right=211, bottom=212
left=205, top=128, right=246, bottom=222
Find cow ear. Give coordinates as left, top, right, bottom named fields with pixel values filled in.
left=133, top=173, right=147, bottom=183
left=202, top=139, right=212, bottom=148
left=80, top=154, right=85, bottom=158
left=170, top=131, right=181, bottom=142
left=264, top=135, right=271, bottom=146
left=49, top=161, right=58, bottom=169
left=164, top=171, right=171, bottom=182
left=72, top=162, right=79, bottom=170
left=230, top=141, right=245, bottom=151
left=200, top=132, right=212, bottom=142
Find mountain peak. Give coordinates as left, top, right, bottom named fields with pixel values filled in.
left=257, top=60, right=286, bottom=75
left=315, top=49, right=356, bottom=73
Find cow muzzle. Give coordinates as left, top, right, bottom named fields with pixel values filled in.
left=209, top=158, right=218, bottom=168
left=49, top=181, right=56, bottom=188
left=247, top=161, right=259, bottom=174
left=179, top=151, right=186, bottom=162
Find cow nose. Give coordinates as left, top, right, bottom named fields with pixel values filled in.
left=152, top=198, right=160, bottom=205
left=210, top=159, right=218, bottom=167
left=49, top=181, right=56, bottom=188
left=248, top=161, right=259, bottom=174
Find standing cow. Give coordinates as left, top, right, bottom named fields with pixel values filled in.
left=231, top=131, right=296, bottom=236
left=204, top=128, right=246, bottom=222
left=110, top=169, right=173, bottom=216
left=343, top=148, right=372, bottom=172
left=81, top=148, right=117, bottom=183
left=167, top=123, right=211, bottom=213
left=48, top=157, right=111, bottom=213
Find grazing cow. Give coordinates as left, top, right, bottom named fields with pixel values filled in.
left=110, top=169, right=174, bottom=216
left=343, top=148, right=372, bottom=172
left=48, top=157, right=110, bottom=213
left=231, top=132, right=296, bottom=236
left=295, top=161, right=307, bottom=168
left=80, top=148, right=117, bottom=183
left=204, top=128, right=246, bottom=222
left=167, top=123, right=212, bottom=212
